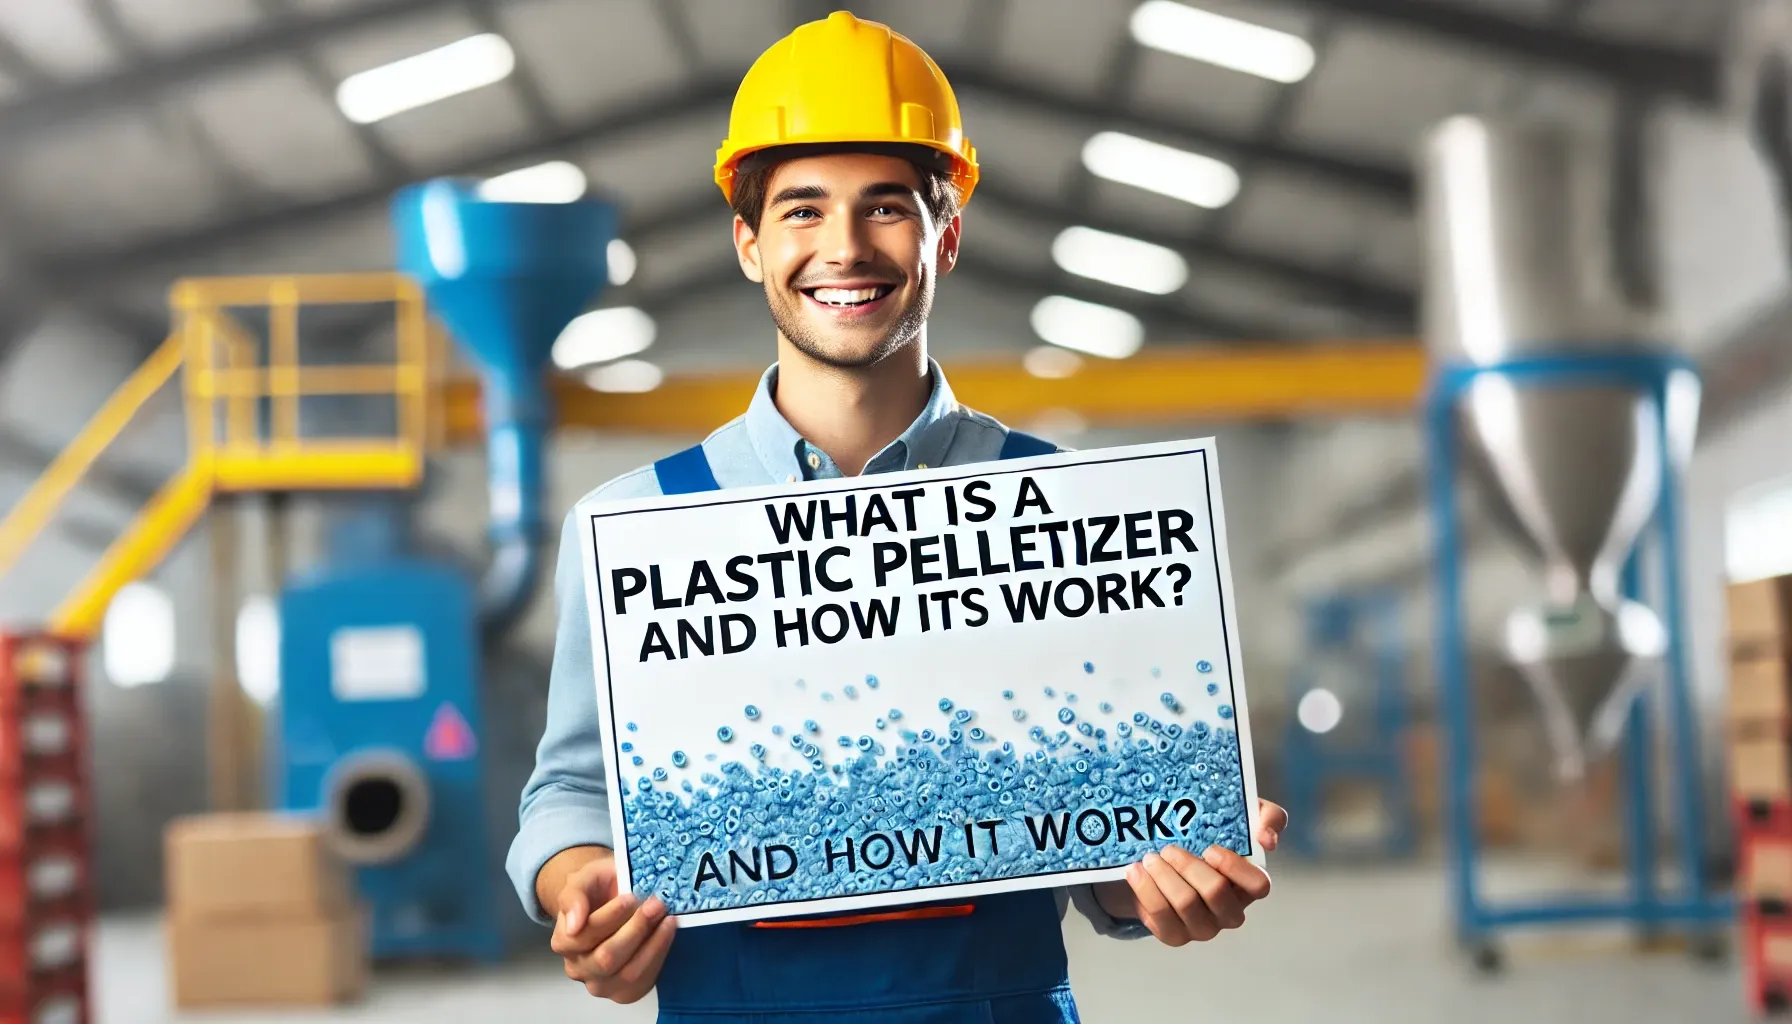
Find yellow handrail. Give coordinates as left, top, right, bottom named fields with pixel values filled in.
left=48, top=463, right=215, bottom=640
left=2, top=272, right=438, bottom=641
left=0, top=331, right=186, bottom=579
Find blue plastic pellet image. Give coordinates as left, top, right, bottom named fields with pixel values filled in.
left=745, top=705, right=761, bottom=720
left=1207, top=683, right=1220, bottom=696
left=614, top=675, right=1250, bottom=917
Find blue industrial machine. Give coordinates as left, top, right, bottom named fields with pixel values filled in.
left=1419, top=116, right=1731, bottom=972
left=1280, top=590, right=1416, bottom=860
left=275, top=179, right=616, bottom=961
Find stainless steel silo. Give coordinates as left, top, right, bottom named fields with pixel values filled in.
left=1418, top=115, right=1682, bottom=781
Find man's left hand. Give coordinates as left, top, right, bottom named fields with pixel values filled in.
left=1095, top=798, right=1288, bottom=947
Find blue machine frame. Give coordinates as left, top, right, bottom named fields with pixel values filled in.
left=1425, top=351, right=1734, bottom=965
left=1281, top=590, right=1417, bottom=859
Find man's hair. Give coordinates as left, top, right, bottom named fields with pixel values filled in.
left=729, top=143, right=962, bottom=234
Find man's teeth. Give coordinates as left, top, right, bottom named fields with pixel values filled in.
left=811, top=287, right=885, bottom=306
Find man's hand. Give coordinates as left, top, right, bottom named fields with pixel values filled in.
left=1095, top=798, right=1288, bottom=947
left=540, top=847, right=676, bottom=1003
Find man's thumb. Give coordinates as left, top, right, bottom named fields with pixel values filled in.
left=561, top=893, right=588, bottom=935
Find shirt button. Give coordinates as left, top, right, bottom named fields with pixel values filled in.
left=916, top=463, right=927, bottom=470
left=807, top=452, right=821, bottom=469
left=787, top=474, right=797, bottom=483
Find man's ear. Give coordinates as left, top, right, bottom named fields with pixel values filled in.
left=935, top=213, right=963, bottom=276
left=733, top=214, right=765, bottom=284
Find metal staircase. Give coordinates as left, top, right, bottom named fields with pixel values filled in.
left=0, top=273, right=437, bottom=640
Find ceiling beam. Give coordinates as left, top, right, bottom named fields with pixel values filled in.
left=27, top=56, right=1412, bottom=288
left=1294, top=0, right=1723, bottom=104
left=0, top=0, right=448, bottom=144
left=955, top=257, right=1279, bottom=340
left=44, top=81, right=1409, bottom=331
left=37, top=76, right=740, bottom=281
left=947, top=68, right=1414, bottom=202
left=973, top=179, right=1414, bottom=324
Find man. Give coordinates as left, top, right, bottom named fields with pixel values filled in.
left=506, top=12, right=1287, bottom=1021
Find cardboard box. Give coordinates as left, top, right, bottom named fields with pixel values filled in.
left=1731, top=576, right=1792, bottom=657
left=1749, top=840, right=1792, bottom=902
left=164, top=812, right=349, bottom=921
left=1732, top=737, right=1792, bottom=802
left=167, top=908, right=366, bottom=1008
left=1733, top=655, right=1792, bottom=727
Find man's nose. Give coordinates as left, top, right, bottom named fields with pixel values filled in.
left=818, top=209, right=874, bottom=266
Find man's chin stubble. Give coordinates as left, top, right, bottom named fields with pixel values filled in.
left=767, top=284, right=933, bottom=372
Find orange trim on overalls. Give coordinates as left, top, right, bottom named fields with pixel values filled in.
left=750, top=903, right=976, bottom=929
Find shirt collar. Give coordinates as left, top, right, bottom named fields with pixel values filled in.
left=744, top=357, right=963, bottom=483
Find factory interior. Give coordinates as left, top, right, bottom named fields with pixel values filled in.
left=7, top=0, right=1792, bottom=1020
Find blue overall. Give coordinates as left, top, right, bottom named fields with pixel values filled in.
left=645, top=429, right=1083, bottom=1023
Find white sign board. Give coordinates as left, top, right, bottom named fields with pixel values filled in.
left=575, top=438, right=1262, bottom=928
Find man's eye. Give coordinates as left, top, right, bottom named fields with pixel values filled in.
left=785, top=208, right=818, bottom=221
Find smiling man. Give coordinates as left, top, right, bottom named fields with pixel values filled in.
left=506, top=11, right=1286, bottom=1023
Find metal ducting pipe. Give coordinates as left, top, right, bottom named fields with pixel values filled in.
left=390, top=180, right=617, bottom=642
left=321, top=749, right=432, bottom=865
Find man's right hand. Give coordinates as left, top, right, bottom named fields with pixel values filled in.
left=541, top=847, right=677, bottom=1003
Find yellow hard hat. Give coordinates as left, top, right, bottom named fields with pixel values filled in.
left=714, top=11, right=979, bottom=206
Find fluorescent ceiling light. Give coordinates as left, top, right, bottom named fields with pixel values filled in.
left=103, top=582, right=175, bottom=688
left=608, top=239, right=637, bottom=287
left=1023, top=345, right=1084, bottom=379
left=1083, top=131, right=1240, bottom=209
left=337, top=33, right=516, bottom=124
left=552, top=306, right=656, bottom=370
left=1297, top=688, right=1343, bottom=734
left=235, top=595, right=280, bottom=707
left=478, top=160, right=587, bottom=203
left=588, top=359, right=664, bottom=393
left=1029, top=296, right=1144, bottom=359
left=1051, top=226, right=1188, bottom=295
left=1130, top=1, right=1316, bottom=83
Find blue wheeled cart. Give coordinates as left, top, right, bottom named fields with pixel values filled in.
left=1280, top=590, right=1417, bottom=860
left=1425, top=351, right=1734, bottom=972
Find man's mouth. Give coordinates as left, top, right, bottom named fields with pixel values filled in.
left=802, top=284, right=895, bottom=309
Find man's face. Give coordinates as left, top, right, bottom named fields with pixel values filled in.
left=733, top=153, right=960, bottom=370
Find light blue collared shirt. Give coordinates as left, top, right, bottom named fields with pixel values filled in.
left=505, top=359, right=1148, bottom=941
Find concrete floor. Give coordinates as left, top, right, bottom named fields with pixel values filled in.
left=101, top=859, right=1749, bottom=1024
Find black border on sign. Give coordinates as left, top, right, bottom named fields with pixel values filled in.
left=585, top=447, right=1248, bottom=924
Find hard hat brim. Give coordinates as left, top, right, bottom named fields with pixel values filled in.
left=716, top=140, right=978, bottom=206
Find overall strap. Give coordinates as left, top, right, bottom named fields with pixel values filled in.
left=999, top=428, right=1058, bottom=461
left=653, top=443, right=721, bottom=495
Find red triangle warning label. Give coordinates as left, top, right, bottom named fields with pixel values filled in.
left=425, top=703, right=477, bottom=761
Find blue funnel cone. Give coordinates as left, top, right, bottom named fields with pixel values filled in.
left=392, top=178, right=617, bottom=636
